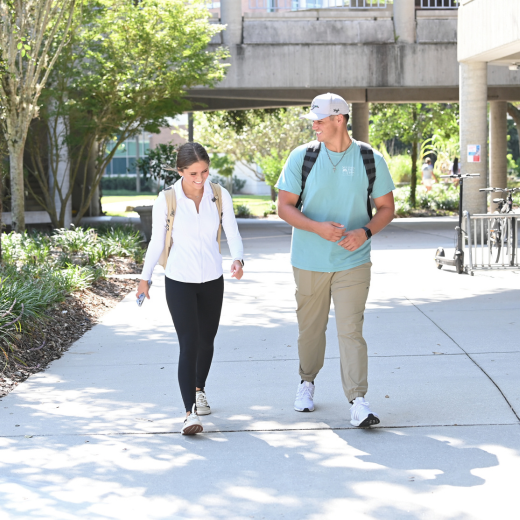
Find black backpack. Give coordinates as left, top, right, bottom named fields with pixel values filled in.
left=296, top=140, right=376, bottom=221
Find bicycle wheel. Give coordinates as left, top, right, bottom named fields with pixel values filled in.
left=509, top=219, right=517, bottom=266
left=490, top=218, right=502, bottom=263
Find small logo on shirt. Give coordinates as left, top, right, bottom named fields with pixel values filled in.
left=342, top=166, right=354, bottom=176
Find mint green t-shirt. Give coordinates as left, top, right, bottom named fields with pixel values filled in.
left=275, top=140, right=395, bottom=273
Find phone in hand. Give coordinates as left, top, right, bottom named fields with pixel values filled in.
left=137, top=280, right=152, bottom=307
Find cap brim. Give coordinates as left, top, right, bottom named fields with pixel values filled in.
left=300, top=111, right=330, bottom=121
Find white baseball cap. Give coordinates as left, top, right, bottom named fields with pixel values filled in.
left=301, top=93, right=350, bottom=121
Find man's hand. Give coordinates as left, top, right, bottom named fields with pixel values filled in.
left=338, top=228, right=367, bottom=251
left=315, top=222, right=345, bottom=242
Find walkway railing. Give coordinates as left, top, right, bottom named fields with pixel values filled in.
left=247, top=0, right=390, bottom=11
left=464, top=211, right=519, bottom=272
left=418, top=0, right=458, bottom=8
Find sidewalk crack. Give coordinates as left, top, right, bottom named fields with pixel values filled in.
left=406, top=297, right=520, bottom=422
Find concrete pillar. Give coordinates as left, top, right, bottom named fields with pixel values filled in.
left=489, top=100, right=508, bottom=190
left=220, top=0, right=242, bottom=46
left=393, top=0, right=415, bottom=44
left=459, top=61, right=488, bottom=215
left=351, top=103, right=369, bottom=144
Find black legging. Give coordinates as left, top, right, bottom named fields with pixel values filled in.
left=165, top=275, right=224, bottom=412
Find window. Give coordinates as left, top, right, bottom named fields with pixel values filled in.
left=105, top=132, right=150, bottom=176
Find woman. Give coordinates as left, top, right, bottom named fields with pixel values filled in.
left=136, top=142, right=244, bottom=435
left=421, top=157, right=435, bottom=192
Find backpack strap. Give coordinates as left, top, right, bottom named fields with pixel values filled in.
left=297, top=140, right=321, bottom=210
left=209, top=181, right=223, bottom=253
left=358, top=141, right=377, bottom=221
left=158, top=184, right=177, bottom=269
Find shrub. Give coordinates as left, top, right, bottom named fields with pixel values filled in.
left=393, top=184, right=459, bottom=215
left=263, top=201, right=277, bottom=217
left=387, top=155, right=412, bottom=184
left=233, top=176, right=246, bottom=193
left=234, top=203, right=251, bottom=218
left=101, top=175, right=154, bottom=192
left=210, top=175, right=246, bottom=193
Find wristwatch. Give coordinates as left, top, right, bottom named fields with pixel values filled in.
left=238, top=259, right=245, bottom=267
left=361, top=227, right=372, bottom=240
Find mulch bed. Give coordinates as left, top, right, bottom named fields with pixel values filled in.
left=0, top=257, right=142, bottom=399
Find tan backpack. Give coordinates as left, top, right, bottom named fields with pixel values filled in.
left=158, top=181, right=224, bottom=269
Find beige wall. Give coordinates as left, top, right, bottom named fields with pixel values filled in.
left=458, top=0, right=520, bottom=64
left=148, top=126, right=187, bottom=149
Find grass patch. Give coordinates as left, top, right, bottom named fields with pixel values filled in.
left=102, top=190, right=156, bottom=197
left=232, top=195, right=272, bottom=217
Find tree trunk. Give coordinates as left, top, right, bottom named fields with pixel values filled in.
left=0, top=166, right=3, bottom=260
left=9, top=141, right=26, bottom=232
left=270, top=186, right=277, bottom=202
left=410, top=140, right=418, bottom=209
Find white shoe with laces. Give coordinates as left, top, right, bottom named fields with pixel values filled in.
left=350, top=397, right=380, bottom=427
left=196, top=390, right=211, bottom=415
left=181, top=404, right=203, bottom=435
left=294, top=381, right=315, bottom=412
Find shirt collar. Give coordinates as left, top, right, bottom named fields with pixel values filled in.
left=175, top=178, right=211, bottom=201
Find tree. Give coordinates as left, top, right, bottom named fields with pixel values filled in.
left=136, top=143, right=180, bottom=190
left=0, top=0, right=76, bottom=232
left=210, top=153, right=235, bottom=194
left=195, top=107, right=314, bottom=201
left=370, top=103, right=459, bottom=208
left=25, top=0, right=227, bottom=227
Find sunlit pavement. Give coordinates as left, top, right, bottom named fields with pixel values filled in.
left=1, top=218, right=519, bottom=520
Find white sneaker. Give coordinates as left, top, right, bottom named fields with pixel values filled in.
left=196, top=390, right=211, bottom=415
left=181, top=405, right=203, bottom=435
left=294, top=381, right=315, bottom=412
left=350, top=397, right=380, bottom=427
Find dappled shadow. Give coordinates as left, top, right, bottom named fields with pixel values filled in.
left=0, top=424, right=514, bottom=519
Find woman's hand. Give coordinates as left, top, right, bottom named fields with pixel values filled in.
left=136, top=279, right=151, bottom=300
left=231, top=260, right=243, bottom=280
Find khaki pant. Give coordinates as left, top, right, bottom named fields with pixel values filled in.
left=293, top=262, right=371, bottom=403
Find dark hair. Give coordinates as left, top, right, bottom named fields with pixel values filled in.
left=330, top=114, right=349, bottom=126
left=176, top=142, right=210, bottom=172
left=453, top=157, right=459, bottom=173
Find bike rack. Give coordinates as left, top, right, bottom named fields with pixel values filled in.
left=464, top=211, right=519, bottom=273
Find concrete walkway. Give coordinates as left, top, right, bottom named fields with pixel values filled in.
left=1, top=220, right=519, bottom=519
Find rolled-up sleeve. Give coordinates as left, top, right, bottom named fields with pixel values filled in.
left=140, top=191, right=167, bottom=280
left=221, top=188, right=243, bottom=261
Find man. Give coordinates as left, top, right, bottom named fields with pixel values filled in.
left=276, top=93, right=395, bottom=427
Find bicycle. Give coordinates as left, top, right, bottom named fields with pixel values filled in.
left=479, top=187, right=520, bottom=264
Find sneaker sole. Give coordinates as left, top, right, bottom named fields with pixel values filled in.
left=294, top=406, right=314, bottom=412
left=351, top=414, right=380, bottom=428
left=196, top=408, right=211, bottom=416
left=182, top=424, right=203, bottom=435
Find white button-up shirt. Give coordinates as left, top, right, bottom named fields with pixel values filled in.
left=141, top=179, right=244, bottom=284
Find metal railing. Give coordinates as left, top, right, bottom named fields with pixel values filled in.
left=247, top=0, right=390, bottom=11
left=418, top=0, right=458, bottom=8
left=464, top=211, right=519, bottom=272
